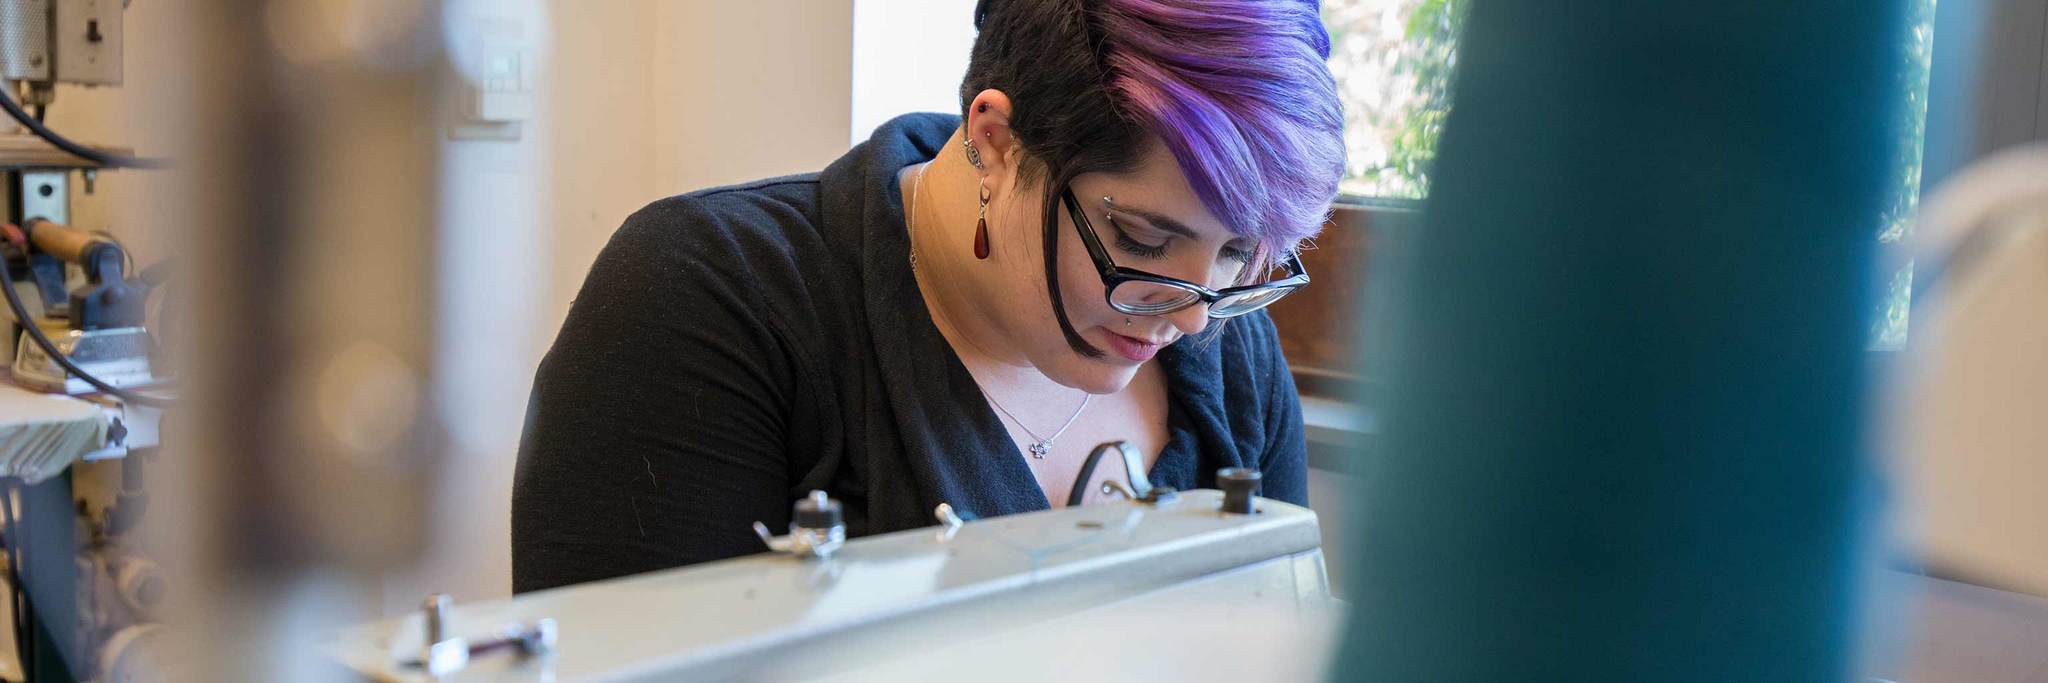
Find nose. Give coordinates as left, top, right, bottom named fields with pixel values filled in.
left=1147, top=260, right=1238, bottom=338
left=1159, top=299, right=1209, bottom=337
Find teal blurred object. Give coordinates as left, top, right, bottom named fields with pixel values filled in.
left=1336, top=2, right=1905, bottom=681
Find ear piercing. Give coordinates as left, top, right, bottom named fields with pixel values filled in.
left=963, top=138, right=985, bottom=170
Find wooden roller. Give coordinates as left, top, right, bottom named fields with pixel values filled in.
left=23, top=218, right=108, bottom=264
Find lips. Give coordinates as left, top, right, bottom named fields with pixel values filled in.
left=1105, top=331, right=1166, bottom=362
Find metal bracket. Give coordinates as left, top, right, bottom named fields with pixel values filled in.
left=406, top=593, right=556, bottom=676
left=933, top=503, right=965, bottom=542
left=1100, top=480, right=1179, bottom=506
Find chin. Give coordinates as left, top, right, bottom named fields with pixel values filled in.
left=1043, top=355, right=1141, bottom=395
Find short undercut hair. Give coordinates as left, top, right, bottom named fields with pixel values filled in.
left=961, top=0, right=1344, bottom=352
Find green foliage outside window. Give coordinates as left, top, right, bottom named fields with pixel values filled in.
left=1324, top=0, right=1466, bottom=200
left=1874, top=0, right=1938, bottom=348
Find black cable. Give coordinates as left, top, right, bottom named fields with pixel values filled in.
left=1, top=246, right=174, bottom=407
left=0, top=84, right=165, bottom=169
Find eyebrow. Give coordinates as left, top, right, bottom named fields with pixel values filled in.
left=1102, top=198, right=1251, bottom=248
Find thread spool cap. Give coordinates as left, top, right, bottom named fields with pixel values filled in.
left=793, top=490, right=843, bottom=529
left=1218, top=467, right=1261, bottom=514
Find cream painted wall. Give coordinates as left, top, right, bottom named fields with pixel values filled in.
left=652, top=2, right=854, bottom=194
left=544, top=1, right=661, bottom=335
left=550, top=1, right=853, bottom=329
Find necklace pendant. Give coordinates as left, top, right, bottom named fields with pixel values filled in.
left=1028, top=441, right=1051, bottom=459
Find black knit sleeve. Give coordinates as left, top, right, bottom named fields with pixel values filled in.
left=512, top=198, right=798, bottom=594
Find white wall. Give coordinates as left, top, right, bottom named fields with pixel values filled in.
left=850, top=0, right=976, bottom=144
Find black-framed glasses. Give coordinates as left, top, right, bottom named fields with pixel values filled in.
left=1060, top=188, right=1309, bottom=319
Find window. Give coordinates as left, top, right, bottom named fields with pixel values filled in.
left=1321, top=0, right=1938, bottom=345
left=1875, top=0, right=1938, bottom=349
left=1323, top=0, right=1465, bottom=201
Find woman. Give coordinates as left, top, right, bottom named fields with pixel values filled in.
left=512, top=0, right=1344, bottom=593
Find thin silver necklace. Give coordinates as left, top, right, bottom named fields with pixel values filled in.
left=908, top=161, right=928, bottom=269
left=986, top=390, right=1092, bottom=459
left=907, top=161, right=1091, bottom=459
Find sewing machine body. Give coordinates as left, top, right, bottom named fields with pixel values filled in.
left=329, top=489, right=1333, bottom=682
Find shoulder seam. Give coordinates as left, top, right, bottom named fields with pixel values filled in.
left=687, top=177, right=819, bottom=200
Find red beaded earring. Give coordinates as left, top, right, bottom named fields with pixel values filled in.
left=965, top=138, right=992, bottom=260
left=973, top=180, right=991, bottom=260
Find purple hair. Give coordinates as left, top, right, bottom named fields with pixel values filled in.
left=1092, top=0, right=1345, bottom=255
left=964, top=0, right=1344, bottom=257
left=962, top=0, right=1343, bottom=355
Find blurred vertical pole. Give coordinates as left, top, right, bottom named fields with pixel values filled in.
left=1338, top=1, right=1903, bottom=681
left=143, top=0, right=442, bottom=680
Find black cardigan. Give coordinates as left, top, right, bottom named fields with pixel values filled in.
left=511, top=113, right=1309, bottom=594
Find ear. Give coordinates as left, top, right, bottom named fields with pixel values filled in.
left=964, top=89, right=1021, bottom=185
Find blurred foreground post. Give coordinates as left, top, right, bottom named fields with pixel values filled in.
left=146, top=1, right=442, bottom=680
left=1340, top=1, right=1904, bottom=680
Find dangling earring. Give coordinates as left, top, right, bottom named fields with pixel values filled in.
left=964, top=138, right=992, bottom=260
left=973, top=180, right=992, bottom=260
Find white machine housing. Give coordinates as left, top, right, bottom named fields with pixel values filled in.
left=329, top=489, right=1337, bottom=682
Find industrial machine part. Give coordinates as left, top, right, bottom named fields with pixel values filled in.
left=752, top=490, right=848, bottom=560
left=91, top=623, right=160, bottom=683
left=1083, top=440, right=1181, bottom=506
left=328, top=484, right=1329, bottom=682
left=0, top=388, right=101, bottom=483
left=0, top=0, right=120, bottom=85
left=931, top=502, right=966, bottom=542
left=5, top=217, right=159, bottom=397
left=0, top=0, right=154, bottom=170
left=1218, top=467, right=1262, bottom=515
left=404, top=592, right=556, bottom=678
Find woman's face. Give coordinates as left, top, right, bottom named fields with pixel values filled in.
left=988, top=137, right=1258, bottom=395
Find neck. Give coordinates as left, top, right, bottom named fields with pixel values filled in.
left=901, top=129, right=1033, bottom=373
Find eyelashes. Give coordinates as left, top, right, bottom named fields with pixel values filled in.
left=1107, top=212, right=1256, bottom=265
left=1109, top=216, right=1170, bottom=259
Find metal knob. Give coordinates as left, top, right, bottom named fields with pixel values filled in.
left=793, top=490, right=842, bottom=530
left=1218, top=467, right=1261, bottom=514
left=934, top=503, right=965, bottom=542
left=753, top=490, right=848, bottom=559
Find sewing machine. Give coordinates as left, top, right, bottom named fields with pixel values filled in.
left=328, top=482, right=1338, bottom=682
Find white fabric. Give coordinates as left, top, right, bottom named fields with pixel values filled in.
left=0, top=384, right=107, bottom=484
